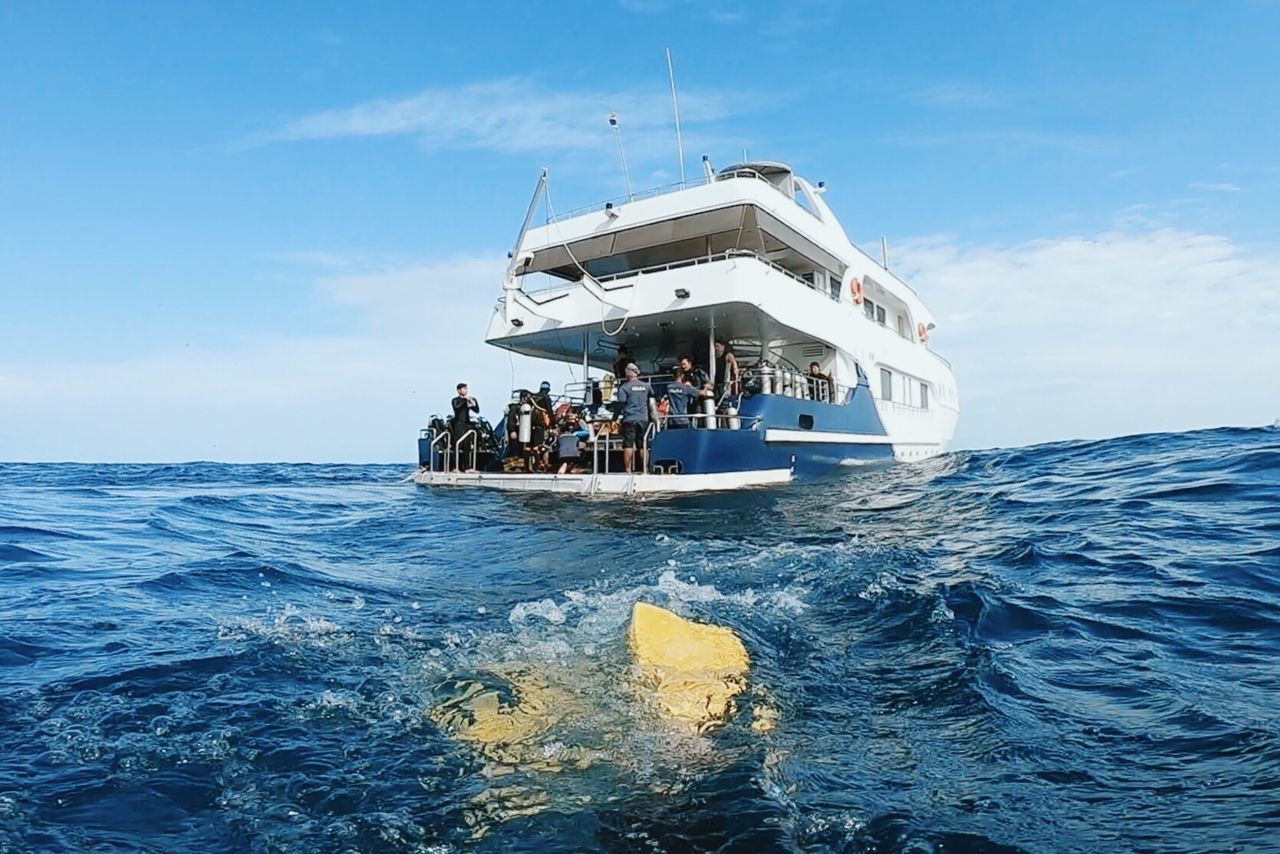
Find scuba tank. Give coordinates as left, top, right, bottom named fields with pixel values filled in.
left=727, top=405, right=740, bottom=430
left=702, top=397, right=717, bottom=430
left=518, top=402, right=532, bottom=443
left=760, top=365, right=774, bottom=395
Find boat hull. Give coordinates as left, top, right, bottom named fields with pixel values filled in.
left=412, top=468, right=793, bottom=495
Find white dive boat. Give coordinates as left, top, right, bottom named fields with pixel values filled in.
left=415, top=159, right=959, bottom=495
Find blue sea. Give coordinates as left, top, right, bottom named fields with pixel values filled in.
left=1, top=426, right=1278, bottom=852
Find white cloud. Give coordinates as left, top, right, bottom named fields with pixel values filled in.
left=254, top=78, right=731, bottom=158
left=898, top=228, right=1280, bottom=448
left=6, top=229, right=1278, bottom=461
left=1188, top=181, right=1241, bottom=192
left=907, top=82, right=1006, bottom=108
left=0, top=255, right=568, bottom=462
left=878, top=128, right=1110, bottom=154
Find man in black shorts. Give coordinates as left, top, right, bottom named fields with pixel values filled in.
left=615, top=363, right=657, bottom=474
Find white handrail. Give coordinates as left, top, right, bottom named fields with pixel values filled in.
left=429, top=431, right=451, bottom=473
left=453, top=428, right=478, bottom=472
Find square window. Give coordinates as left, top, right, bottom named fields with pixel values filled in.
left=864, top=300, right=875, bottom=320
left=875, top=306, right=886, bottom=325
left=880, top=368, right=892, bottom=401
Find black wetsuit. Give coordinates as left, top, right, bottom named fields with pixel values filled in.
left=450, top=395, right=479, bottom=464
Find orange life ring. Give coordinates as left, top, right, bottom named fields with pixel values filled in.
left=917, top=322, right=929, bottom=343
left=851, top=278, right=864, bottom=305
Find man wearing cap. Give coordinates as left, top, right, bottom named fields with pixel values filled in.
left=616, top=363, right=658, bottom=474
left=450, top=383, right=480, bottom=471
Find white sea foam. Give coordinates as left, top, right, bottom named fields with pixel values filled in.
left=507, top=598, right=567, bottom=625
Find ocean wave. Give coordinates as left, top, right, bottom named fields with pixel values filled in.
left=0, top=426, right=1277, bottom=850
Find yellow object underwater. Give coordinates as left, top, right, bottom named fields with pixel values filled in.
left=430, top=602, right=765, bottom=760
left=628, top=601, right=750, bottom=734
left=427, top=602, right=774, bottom=839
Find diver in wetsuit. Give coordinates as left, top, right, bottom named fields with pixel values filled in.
left=450, top=383, right=479, bottom=471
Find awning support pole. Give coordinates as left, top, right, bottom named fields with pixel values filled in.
left=708, top=314, right=716, bottom=388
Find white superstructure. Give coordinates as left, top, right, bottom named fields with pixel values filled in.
left=484, top=161, right=959, bottom=462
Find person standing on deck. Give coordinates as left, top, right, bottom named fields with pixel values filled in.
left=678, top=354, right=709, bottom=392
left=450, top=383, right=479, bottom=471
left=807, top=361, right=833, bottom=401
left=531, top=381, right=554, bottom=471
left=713, top=339, right=741, bottom=400
left=617, top=364, right=658, bottom=474
left=612, top=344, right=636, bottom=380
left=665, top=369, right=697, bottom=429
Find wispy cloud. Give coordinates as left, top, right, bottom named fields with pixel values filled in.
left=878, top=127, right=1110, bottom=154
left=898, top=228, right=1280, bottom=447
left=7, top=227, right=1279, bottom=460
left=708, top=9, right=744, bottom=23
left=250, top=78, right=732, bottom=157
left=906, top=82, right=1007, bottom=108
left=1189, top=181, right=1241, bottom=192
left=0, top=253, right=563, bottom=461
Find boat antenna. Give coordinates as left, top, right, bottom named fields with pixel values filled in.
left=608, top=113, right=634, bottom=201
left=666, top=48, right=686, bottom=185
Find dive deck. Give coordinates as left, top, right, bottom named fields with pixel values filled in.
left=412, top=468, right=793, bottom=495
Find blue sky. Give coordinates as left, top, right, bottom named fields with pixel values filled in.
left=2, top=1, right=1278, bottom=461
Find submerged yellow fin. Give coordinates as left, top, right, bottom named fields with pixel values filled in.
left=628, top=601, right=750, bottom=734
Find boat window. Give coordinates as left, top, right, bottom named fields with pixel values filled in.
left=798, top=414, right=814, bottom=430
left=880, top=368, right=892, bottom=401
left=896, top=314, right=908, bottom=338
left=828, top=272, right=840, bottom=299
left=875, top=305, right=886, bottom=326
left=793, top=181, right=818, bottom=218
left=863, top=300, right=875, bottom=320
left=920, top=382, right=930, bottom=409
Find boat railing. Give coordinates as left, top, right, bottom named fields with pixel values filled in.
left=656, top=411, right=759, bottom=431
left=548, top=179, right=708, bottom=223
left=427, top=429, right=451, bottom=473
left=742, top=368, right=854, bottom=404
left=504, top=248, right=844, bottom=306
left=424, top=427, right=478, bottom=473
left=462, top=429, right=480, bottom=472
left=441, top=429, right=478, bottom=473
left=585, top=411, right=761, bottom=473
left=713, top=168, right=774, bottom=185
left=594, top=248, right=826, bottom=294
left=544, top=168, right=778, bottom=224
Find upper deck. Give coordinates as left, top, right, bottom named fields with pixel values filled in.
left=510, top=162, right=936, bottom=331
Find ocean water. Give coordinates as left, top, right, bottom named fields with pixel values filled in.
left=1, top=426, right=1278, bottom=852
